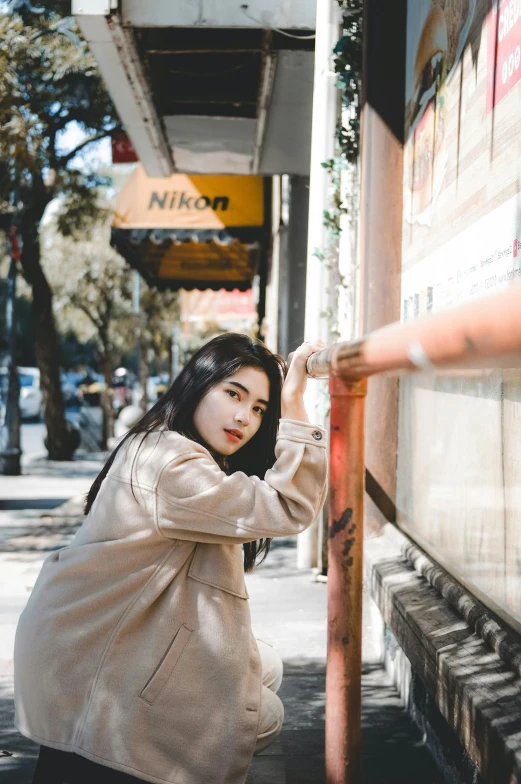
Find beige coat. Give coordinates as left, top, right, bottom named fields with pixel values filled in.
left=14, top=418, right=327, bottom=784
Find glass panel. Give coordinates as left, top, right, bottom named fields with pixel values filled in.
left=397, top=369, right=521, bottom=631
left=19, top=375, right=36, bottom=388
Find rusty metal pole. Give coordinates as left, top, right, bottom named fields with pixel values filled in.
left=326, top=372, right=367, bottom=784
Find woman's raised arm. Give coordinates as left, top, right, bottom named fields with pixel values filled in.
left=155, top=419, right=327, bottom=544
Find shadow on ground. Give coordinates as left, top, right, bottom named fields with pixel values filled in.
left=0, top=500, right=69, bottom=511
left=248, top=658, right=443, bottom=784
left=20, top=453, right=106, bottom=480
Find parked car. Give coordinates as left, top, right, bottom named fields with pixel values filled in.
left=0, top=366, right=43, bottom=421
left=18, top=367, right=43, bottom=420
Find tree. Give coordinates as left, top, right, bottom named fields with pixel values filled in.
left=42, top=215, right=180, bottom=448
left=43, top=217, right=133, bottom=449
left=0, top=0, right=121, bottom=458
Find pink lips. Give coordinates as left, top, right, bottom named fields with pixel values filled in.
left=224, top=429, right=243, bottom=443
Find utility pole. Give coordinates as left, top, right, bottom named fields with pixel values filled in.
left=171, top=324, right=180, bottom=382
left=0, top=226, right=22, bottom=475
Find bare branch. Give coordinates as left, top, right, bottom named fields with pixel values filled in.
left=68, top=298, right=104, bottom=332
left=56, top=128, right=118, bottom=166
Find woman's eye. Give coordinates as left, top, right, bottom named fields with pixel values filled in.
left=226, top=389, right=239, bottom=399
left=254, top=407, right=266, bottom=416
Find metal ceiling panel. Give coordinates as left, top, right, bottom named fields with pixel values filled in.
left=143, top=48, right=263, bottom=119
left=163, top=117, right=257, bottom=174
left=259, top=50, right=314, bottom=175
left=121, top=0, right=316, bottom=29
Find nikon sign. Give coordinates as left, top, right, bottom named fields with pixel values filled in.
left=149, top=192, right=229, bottom=212
left=113, top=165, right=264, bottom=230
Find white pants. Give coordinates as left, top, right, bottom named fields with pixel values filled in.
left=254, top=639, right=284, bottom=754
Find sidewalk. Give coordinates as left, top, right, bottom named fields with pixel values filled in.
left=0, top=456, right=443, bottom=783
left=246, top=542, right=443, bottom=784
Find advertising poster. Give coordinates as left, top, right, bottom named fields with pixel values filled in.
left=402, top=0, right=521, bottom=318
left=404, top=0, right=475, bottom=227
left=486, top=0, right=521, bottom=111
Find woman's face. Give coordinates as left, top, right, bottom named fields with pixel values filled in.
left=193, top=366, right=270, bottom=457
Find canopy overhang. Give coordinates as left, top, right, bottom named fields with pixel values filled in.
left=72, top=0, right=315, bottom=177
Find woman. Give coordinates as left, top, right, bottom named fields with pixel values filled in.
left=14, top=333, right=328, bottom=784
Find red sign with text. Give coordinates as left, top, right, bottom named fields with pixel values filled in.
left=487, top=0, right=521, bottom=111
left=112, top=132, right=138, bottom=164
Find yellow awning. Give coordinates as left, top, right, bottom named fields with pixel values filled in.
left=112, top=166, right=264, bottom=230
left=156, top=238, right=255, bottom=283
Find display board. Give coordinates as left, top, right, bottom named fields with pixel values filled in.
left=398, top=0, right=521, bottom=630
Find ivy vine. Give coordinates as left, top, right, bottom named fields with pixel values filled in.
left=333, top=0, right=363, bottom=165
left=314, top=0, right=363, bottom=344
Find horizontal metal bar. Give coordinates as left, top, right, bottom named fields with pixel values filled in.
left=307, top=284, right=521, bottom=380
left=146, top=49, right=267, bottom=55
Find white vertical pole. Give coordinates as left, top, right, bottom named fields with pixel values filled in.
left=262, top=176, right=281, bottom=353
left=299, top=0, right=341, bottom=569
left=171, top=324, right=180, bottom=381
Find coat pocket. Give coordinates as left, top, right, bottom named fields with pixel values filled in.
left=140, top=623, right=193, bottom=705
left=188, top=543, right=249, bottom=599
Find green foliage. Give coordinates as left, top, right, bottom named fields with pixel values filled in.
left=313, top=2, right=362, bottom=342
left=42, top=216, right=135, bottom=351
left=333, top=0, right=363, bottom=165
left=55, top=175, right=111, bottom=237
left=58, top=330, right=99, bottom=370
left=0, top=1, right=121, bottom=224
left=321, top=155, right=350, bottom=239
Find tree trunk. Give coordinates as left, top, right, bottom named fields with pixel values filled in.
left=0, top=255, right=21, bottom=475
left=20, top=206, right=79, bottom=460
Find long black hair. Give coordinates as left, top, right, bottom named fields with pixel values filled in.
left=85, top=333, right=287, bottom=572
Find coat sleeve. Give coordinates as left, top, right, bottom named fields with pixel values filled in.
left=154, top=419, right=328, bottom=543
